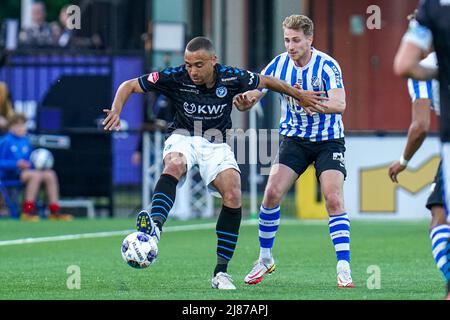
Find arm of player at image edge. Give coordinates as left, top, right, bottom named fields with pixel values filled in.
left=393, top=20, right=437, bottom=80
left=257, top=74, right=330, bottom=114
left=103, top=78, right=145, bottom=131
left=388, top=98, right=431, bottom=183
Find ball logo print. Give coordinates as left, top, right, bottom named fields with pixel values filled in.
left=216, top=86, right=227, bottom=98
left=121, top=232, right=158, bottom=269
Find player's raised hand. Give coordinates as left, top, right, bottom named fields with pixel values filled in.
left=233, top=93, right=257, bottom=111
left=293, top=83, right=329, bottom=114
left=102, top=109, right=121, bottom=131
left=388, top=160, right=406, bottom=183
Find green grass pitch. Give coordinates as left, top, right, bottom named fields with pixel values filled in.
left=0, top=218, right=446, bottom=300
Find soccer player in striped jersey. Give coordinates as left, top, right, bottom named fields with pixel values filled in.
left=389, top=52, right=450, bottom=298
left=234, top=15, right=353, bottom=287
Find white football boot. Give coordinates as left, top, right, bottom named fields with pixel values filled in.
left=211, top=272, right=236, bottom=290
left=244, top=258, right=276, bottom=285
left=337, top=260, right=354, bottom=288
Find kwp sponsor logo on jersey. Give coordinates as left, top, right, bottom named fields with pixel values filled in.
left=147, top=72, right=159, bottom=84
left=183, top=102, right=227, bottom=115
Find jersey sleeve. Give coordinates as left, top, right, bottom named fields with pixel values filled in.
left=401, top=19, right=433, bottom=52
left=237, top=69, right=260, bottom=93
left=137, top=68, right=175, bottom=95
left=322, top=59, right=344, bottom=91
left=407, top=52, right=436, bottom=102
left=259, top=56, right=281, bottom=94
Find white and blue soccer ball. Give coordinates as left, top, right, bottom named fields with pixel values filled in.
left=121, top=231, right=158, bottom=269
left=30, top=148, right=54, bottom=170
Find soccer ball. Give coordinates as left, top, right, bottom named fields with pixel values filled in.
left=30, top=148, right=54, bottom=170
left=121, top=231, right=158, bottom=269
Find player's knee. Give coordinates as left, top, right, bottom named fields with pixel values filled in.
left=28, top=171, right=43, bottom=182
left=42, top=170, right=57, bottom=181
left=324, top=192, right=344, bottom=213
left=264, top=186, right=283, bottom=207
left=163, top=161, right=186, bottom=179
left=429, top=205, right=447, bottom=230
left=222, top=188, right=241, bottom=208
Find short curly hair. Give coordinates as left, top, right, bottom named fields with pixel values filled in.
left=283, top=15, right=314, bottom=37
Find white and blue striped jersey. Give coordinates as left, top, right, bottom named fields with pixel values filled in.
left=261, top=48, right=345, bottom=141
left=407, top=52, right=440, bottom=116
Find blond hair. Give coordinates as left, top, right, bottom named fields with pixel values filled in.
left=0, top=82, right=15, bottom=120
left=283, top=15, right=314, bottom=37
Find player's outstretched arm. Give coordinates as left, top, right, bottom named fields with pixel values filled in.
left=388, top=98, right=431, bottom=183
left=315, top=87, right=346, bottom=115
left=103, top=78, right=144, bottom=131
left=257, top=74, right=329, bottom=112
left=233, top=90, right=264, bottom=112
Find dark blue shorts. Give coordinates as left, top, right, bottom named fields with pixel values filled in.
left=426, top=160, right=443, bottom=210
left=276, top=135, right=347, bottom=180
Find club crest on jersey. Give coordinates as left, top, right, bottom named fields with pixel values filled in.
left=311, top=76, right=320, bottom=89
left=147, top=72, right=159, bottom=84
left=216, top=86, right=227, bottom=98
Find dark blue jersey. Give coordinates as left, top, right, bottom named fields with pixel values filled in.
left=138, top=64, right=260, bottom=141
left=416, top=0, right=450, bottom=142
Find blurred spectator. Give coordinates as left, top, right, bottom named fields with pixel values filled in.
left=0, top=82, right=16, bottom=136
left=0, top=114, right=73, bottom=221
left=51, top=5, right=103, bottom=50
left=19, top=2, right=57, bottom=48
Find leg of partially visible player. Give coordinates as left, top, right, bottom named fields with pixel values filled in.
left=210, top=168, right=242, bottom=289
left=244, top=164, right=298, bottom=285
left=137, top=152, right=186, bottom=241
left=427, top=164, right=450, bottom=297
left=319, top=170, right=354, bottom=288
left=441, top=146, right=450, bottom=299
left=429, top=205, right=450, bottom=290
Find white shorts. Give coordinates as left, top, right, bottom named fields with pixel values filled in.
left=162, top=134, right=240, bottom=197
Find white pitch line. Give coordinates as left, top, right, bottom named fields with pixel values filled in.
left=0, top=220, right=254, bottom=247
left=0, top=218, right=324, bottom=247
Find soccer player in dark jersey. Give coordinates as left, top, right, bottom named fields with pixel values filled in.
left=394, top=0, right=450, bottom=299
left=102, top=36, right=328, bottom=290
left=390, top=50, right=450, bottom=299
